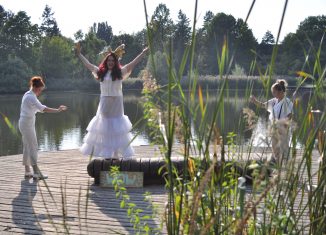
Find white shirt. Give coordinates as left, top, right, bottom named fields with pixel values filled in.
left=20, top=89, right=47, bottom=118
left=98, top=66, right=131, bottom=96
left=265, top=97, right=293, bottom=121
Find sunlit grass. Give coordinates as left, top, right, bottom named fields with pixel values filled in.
left=0, top=112, right=18, bottom=136
left=137, top=0, right=326, bottom=234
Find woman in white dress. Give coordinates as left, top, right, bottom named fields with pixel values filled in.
left=75, top=43, right=148, bottom=159
left=19, top=76, right=67, bottom=179
left=250, top=79, right=293, bottom=163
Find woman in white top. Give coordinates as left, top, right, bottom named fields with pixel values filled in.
left=250, top=79, right=293, bottom=163
left=19, top=76, right=67, bottom=179
left=75, top=43, right=148, bottom=159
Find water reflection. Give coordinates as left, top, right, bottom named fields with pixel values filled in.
left=0, top=91, right=148, bottom=156
left=0, top=89, right=322, bottom=156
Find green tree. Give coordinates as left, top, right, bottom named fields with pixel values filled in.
left=1, top=11, right=40, bottom=64
left=39, top=36, right=76, bottom=79
left=261, top=30, right=275, bottom=44
left=149, top=3, right=174, bottom=52
left=201, top=13, right=237, bottom=74
left=233, top=18, right=257, bottom=73
left=296, top=15, right=326, bottom=71
left=257, top=31, right=275, bottom=73
left=130, top=30, right=148, bottom=76
left=147, top=50, right=167, bottom=83
left=74, top=29, right=84, bottom=41
left=195, top=11, right=215, bottom=74
left=95, top=22, right=113, bottom=45
left=277, top=15, right=326, bottom=75
left=133, top=29, right=147, bottom=49
left=276, top=33, right=301, bottom=75
left=0, top=5, right=11, bottom=62
left=0, top=56, right=32, bottom=93
left=0, top=5, right=11, bottom=28
left=111, top=33, right=145, bottom=77
left=198, top=13, right=257, bottom=75
left=296, top=15, right=326, bottom=42
left=202, top=10, right=214, bottom=35
left=40, top=5, right=61, bottom=37
left=76, top=32, right=106, bottom=79
left=173, top=10, right=191, bottom=73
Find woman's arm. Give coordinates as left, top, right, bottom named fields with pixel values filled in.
left=75, top=43, right=98, bottom=73
left=124, top=47, right=149, bottom=75
left=43, top=105, right=67, bottom=113
left=250, top=95, right=266, bottom=108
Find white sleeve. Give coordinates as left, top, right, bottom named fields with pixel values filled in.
left=265, top=98, right=275, bottom=113
left=28, top=95, right=47, bottom=112
left=283, top=99, right=293, bottom=117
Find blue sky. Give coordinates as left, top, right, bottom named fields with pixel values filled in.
left=1, top=0, right=325, bottom=42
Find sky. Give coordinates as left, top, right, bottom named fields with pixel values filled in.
left=1, top=0, right=325, bottom=42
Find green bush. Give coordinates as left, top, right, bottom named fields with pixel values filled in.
left=0, top=57, right=32, bottom=93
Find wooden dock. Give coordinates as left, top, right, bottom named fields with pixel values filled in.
left=0, top=146, right=321, bottom=234
left=0, top=147, right=168, bottom=234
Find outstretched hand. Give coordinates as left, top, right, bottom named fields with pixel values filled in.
left=142, top=47, right=149, bottom=54
left=58, top=105, right=68, bottom=112
left=75, top=42, right=81, bottom=55
left=249, top=95, right=256, bottom=103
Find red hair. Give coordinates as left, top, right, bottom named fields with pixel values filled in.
left=29, top=76, right=45, bottom=88
left=97, top=53, right=122, bottom=82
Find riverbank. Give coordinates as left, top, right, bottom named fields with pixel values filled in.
left=0, top=75, right=310, bottom=94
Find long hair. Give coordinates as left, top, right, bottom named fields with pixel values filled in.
left=97, top=53, right=122, bottom=82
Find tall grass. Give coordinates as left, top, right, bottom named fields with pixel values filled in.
left=139, top=0, right=326, bottom=234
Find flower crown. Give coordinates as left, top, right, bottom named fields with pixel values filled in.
left=99, top=44, right=125, bottom=59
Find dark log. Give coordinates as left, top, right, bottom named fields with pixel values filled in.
left=87, top=158, right=272, bottom=186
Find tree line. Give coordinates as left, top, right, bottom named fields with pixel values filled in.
left=0, top=3, right=325, bottom=93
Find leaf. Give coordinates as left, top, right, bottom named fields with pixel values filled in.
left=188, top=158, right=196, bottom=178
left=198, top=85, right=204, bottom=115
left=128, top=202, right=136, bottom=208
left=142, top=215, right=151, bottom=220
left=120, top=200, right=125, bottom=208
left=0, top=113, right=18, bottom=136
left=308, top=111, right=313, bottom=125
left=317, top=130, right=325, bottom=155
left=296, top=71, right=315, bottom=80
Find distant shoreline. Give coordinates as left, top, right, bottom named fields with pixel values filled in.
left=0, top=75, right=317, bottom=95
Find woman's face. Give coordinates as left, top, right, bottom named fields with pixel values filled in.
left=272, top=88, right=284, bottom=99
left=34, top=86, right=45, bottom=97
left=106, top=55, right=115, bottom=70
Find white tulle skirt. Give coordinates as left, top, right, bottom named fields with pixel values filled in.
left=80, top=95, right=134, bottom=159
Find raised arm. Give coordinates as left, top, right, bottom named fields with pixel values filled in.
left=124, top=47, right=149, bottom=74
left=75, top=43, right=98, bottom=73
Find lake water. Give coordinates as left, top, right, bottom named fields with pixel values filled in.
left=0, top=89, right=318, bottom=156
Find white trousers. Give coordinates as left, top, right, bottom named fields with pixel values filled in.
left=19, top=116, right=38, bottom=166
